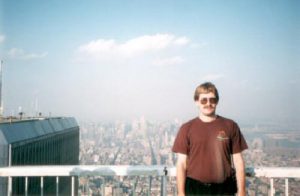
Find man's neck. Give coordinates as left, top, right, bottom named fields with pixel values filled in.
left=199, top=114, right=217, bottom=122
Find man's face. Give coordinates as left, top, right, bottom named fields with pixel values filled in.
left=195, top=92, right=218, bottom=116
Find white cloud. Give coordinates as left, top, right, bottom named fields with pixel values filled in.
left=78, top=39, right=116, bottom=59
left=7, top=48, right=48, bottom=60
left=153, top=56, right=185, bottom=66
left=202, top=74, right=225, bottom=81
left=119, top=34, right=175, bottom=57
left=174, top=37, right=190, bottom=45
left=75, top=33, right=190, bottom=62
left=0, top=35, right=5, bottom=43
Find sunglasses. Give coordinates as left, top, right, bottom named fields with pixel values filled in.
left=200, top=97, right=218, bottom=105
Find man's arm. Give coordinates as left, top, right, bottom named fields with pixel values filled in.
left=176, top=153, right=187, bottom=196
left=233, top=152, right=246, bottom=196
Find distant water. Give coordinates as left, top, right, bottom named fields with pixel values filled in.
left=275, top=139, right=300, bottom=148
left=244, top=132, right=300, bottom=149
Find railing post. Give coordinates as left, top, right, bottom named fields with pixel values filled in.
left=71, top=176, right=75, bottom=196
left=101, top=178, right=105, bottom=196
left=161, top=166, right=168, bottom=196
left=25, top=177, right=28, bottom=196
left=270, top=178, right=274, bottom=196
left=56, top=176, right=59, bottom=196
left=161, top=176, right=167, bottom=196
left=285, top=178, right=289, bottom=196
left=7, top=176, right=12, bottom=196
left=87, top=177, right=90, bottom=196
left=148, top=176, right=152, bottom=196
left=132, top=178, right=136, bottom=196
left=40, top=177, right=44, bottom=196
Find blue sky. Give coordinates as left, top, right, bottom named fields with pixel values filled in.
left=0, top=0, right=299, bottom=125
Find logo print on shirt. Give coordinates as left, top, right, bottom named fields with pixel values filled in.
left=216, top=130, right=229, bottom=141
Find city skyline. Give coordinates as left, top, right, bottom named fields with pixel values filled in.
left=0, top=0, right=299, bottom=124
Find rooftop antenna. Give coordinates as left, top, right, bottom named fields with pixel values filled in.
left=0, top=60, right=3, bottom=118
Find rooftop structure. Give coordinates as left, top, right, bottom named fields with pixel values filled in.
left=0, top=117, right=80, bottom=195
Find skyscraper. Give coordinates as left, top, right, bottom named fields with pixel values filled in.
left=0, top=117, right=80, bottom=195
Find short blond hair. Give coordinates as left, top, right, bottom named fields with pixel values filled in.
left=194, top=82, right=219, bottom=102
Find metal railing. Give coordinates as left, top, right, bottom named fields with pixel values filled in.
left=0, top=165, right=299, bottom=196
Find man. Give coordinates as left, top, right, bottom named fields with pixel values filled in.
left=172, top=82, right=248, bottom=196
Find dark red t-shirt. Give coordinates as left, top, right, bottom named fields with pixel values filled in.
left=172, top=116, right=248, bottom=183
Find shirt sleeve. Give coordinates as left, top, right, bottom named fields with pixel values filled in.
left=231, top=122, right=248, bottom=154
left=172, top=123, right=190, bottom=155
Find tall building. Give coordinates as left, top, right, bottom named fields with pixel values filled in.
left=0, top=117, right=79, bottom=195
